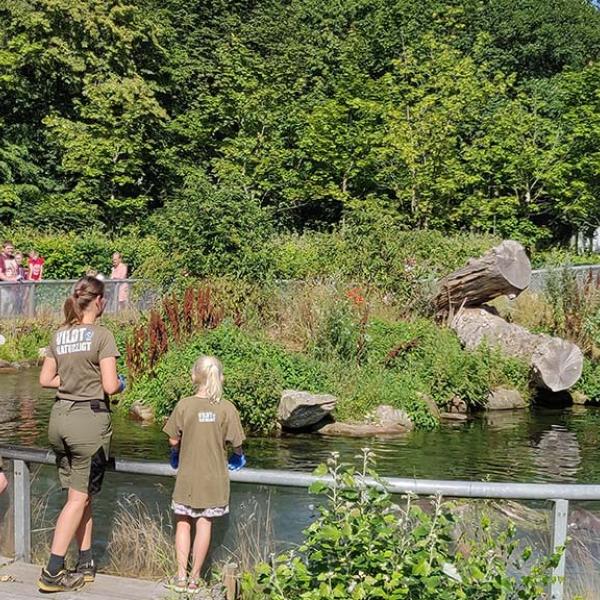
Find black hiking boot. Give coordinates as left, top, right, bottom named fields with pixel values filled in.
left=38, top=567, right=86, bottom=593
left=75, top=558, right=97, bottom=583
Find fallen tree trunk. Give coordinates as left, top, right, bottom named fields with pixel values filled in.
left=434, top=240, right=531, bottom=315
left=452, top=308, right=583, bottom=392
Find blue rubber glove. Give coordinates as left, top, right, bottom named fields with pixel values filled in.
left=117, top=374, right=127, bottom=394
left=228, top=453, right=246, bottom=471
left=169, top=447, right=179, bottom=469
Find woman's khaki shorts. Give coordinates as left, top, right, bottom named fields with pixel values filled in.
left=48, top=399, right=112, bottom=495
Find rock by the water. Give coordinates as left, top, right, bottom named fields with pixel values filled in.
left=129, top=401, right=155, bottom=423
left=373, top=405, right=414, bottom=431
left=440, top=412, right=468, bottom=421
left=486, top=388, right=527, bottom=411
left=317, top=421, right=410, bottom=437
left=277, top=390, right=337, bottom=430
left=447, top=396, right=468, bottom=414
left=572, top=390, right=588, bottom=405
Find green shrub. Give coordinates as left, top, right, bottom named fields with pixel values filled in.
left=0, top=319, right=55, bottom=362
left=329, top=318, right=530, bottom=421
left=242, top=452, right=560, bottom=599
left=127, top=323, right=331, bottom=434
left=575, top=358, right=600, bottom=403
left=0, top=227, right=165, bottom=280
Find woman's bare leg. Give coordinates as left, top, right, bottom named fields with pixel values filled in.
left=50, top=488, right=89, bottom=555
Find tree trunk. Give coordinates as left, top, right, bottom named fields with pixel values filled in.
left=451, top=308, right=583, bottom=392
left=434, top=240, right=531, bottom=316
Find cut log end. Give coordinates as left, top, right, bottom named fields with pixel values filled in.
left=532, top=339, right=584, bottom=392
left=495, top=240, right=531, bottom=290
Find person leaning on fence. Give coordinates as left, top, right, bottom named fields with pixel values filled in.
left=0, top=456, right=7, bottom=495
left=110, top=252, right=129, bottom=310
left=163, top=355, right=246, bottom=595
left=28, top=249, right=45, bottom=281
left=0, top=240, right=18, bottom=316
left=38, top=276, right=126, bottom=593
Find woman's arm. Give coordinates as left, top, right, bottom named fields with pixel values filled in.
left=99, top=356, right=122, bottom=395
left=169, top=437, right=180, bottom=447
left=39, top=357, right=60, bottom=388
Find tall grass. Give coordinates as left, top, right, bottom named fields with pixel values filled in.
left=105, top=495, right=175, bottom=578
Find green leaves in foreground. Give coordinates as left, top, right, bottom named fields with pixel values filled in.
left=241, top=451, right=561, bottom=599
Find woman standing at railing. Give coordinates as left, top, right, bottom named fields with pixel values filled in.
left=37, top=276, right=125, bottom=593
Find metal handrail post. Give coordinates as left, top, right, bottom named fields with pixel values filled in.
left=13, top=459, right=31, bottom=562
left=549, top=499, right=568, bottom=600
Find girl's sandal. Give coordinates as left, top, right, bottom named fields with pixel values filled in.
left=186, top=578, right=203, bottom=596
left=164, top=575, right=188, bottom=593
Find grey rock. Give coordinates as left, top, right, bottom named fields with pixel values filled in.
left=374, top=405, right=414, bottom=431
left=277, top=390, right=337, bottom=430
left=486, top=387, right=527, bottom=411
left=440, top=412, right=468, bottom=421
left=317, top=421, right=410, bottom=437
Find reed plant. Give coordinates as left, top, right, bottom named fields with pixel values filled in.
left=105, top=494, right=175, bottom=578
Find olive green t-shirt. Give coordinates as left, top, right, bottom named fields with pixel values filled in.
left=46, top=324, right=120, bottom=401
left=163, top=396, right=246, bottom=509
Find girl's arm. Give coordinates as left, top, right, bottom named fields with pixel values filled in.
left=100, top=356, right=121, bottom=395
left=39, top=357, right=60, bottom=388
left=168, top=437, right=180, bottom=447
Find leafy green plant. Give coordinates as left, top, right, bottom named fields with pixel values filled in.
left=242, top=452, right=561, bottom=599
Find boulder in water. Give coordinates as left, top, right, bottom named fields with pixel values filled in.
left=277, top=390, right=337, bottom=430
left=486, top=387, right=527, bottom=411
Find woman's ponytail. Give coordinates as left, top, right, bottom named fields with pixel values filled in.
left=62, top=276, right=105, bottom=326
left=191, top=356, right=224, bottom=403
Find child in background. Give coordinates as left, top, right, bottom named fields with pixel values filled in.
left=28, top=250, right=45, bottom=281
left=163, top=356, right=246, bottom=594
left=15, top=252, right=27, bottom=281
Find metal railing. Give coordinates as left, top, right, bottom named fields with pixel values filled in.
left=1, top=445, right=598, bottom=599
left=0, top=279, right=158, bottom=318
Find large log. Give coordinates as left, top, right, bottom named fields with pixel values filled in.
left=452, top=308, right=583, bottom=392
left=434, top=240, right=531, bottom=315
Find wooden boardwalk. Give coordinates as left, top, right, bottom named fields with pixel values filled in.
left=0, top=559, right=168, bottom=599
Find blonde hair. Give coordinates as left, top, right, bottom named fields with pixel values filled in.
left=191, top=355, right=223, bottom=403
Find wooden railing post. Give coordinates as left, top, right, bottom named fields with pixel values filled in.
left=13, top=459, right=31, bottom=562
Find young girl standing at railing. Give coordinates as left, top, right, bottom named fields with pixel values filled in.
left=163, top=355, right=246, bottom=594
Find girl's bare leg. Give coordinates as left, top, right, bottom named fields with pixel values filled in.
left=190, top=517, right=212, bottom=579
left=175, top=515, right=192, bottom=579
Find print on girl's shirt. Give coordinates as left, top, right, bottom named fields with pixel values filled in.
left=198, top=411, right=217, bottom=423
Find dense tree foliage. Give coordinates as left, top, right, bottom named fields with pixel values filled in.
left=1, top=0, right=599, bottom=249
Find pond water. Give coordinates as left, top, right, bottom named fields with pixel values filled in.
left=0, top=370, right=599, bottom=597
left=1, top=369, right=599, bottom=483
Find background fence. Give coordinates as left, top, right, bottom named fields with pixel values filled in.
left=0, top=279, right=158, bottom=319
left=1, top=265, right=600, bottom=319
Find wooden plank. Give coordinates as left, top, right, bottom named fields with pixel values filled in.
left=0, top=560, right=169, bottom=599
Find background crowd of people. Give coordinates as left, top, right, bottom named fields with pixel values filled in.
left=0, top=242, right=130, bottom=316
